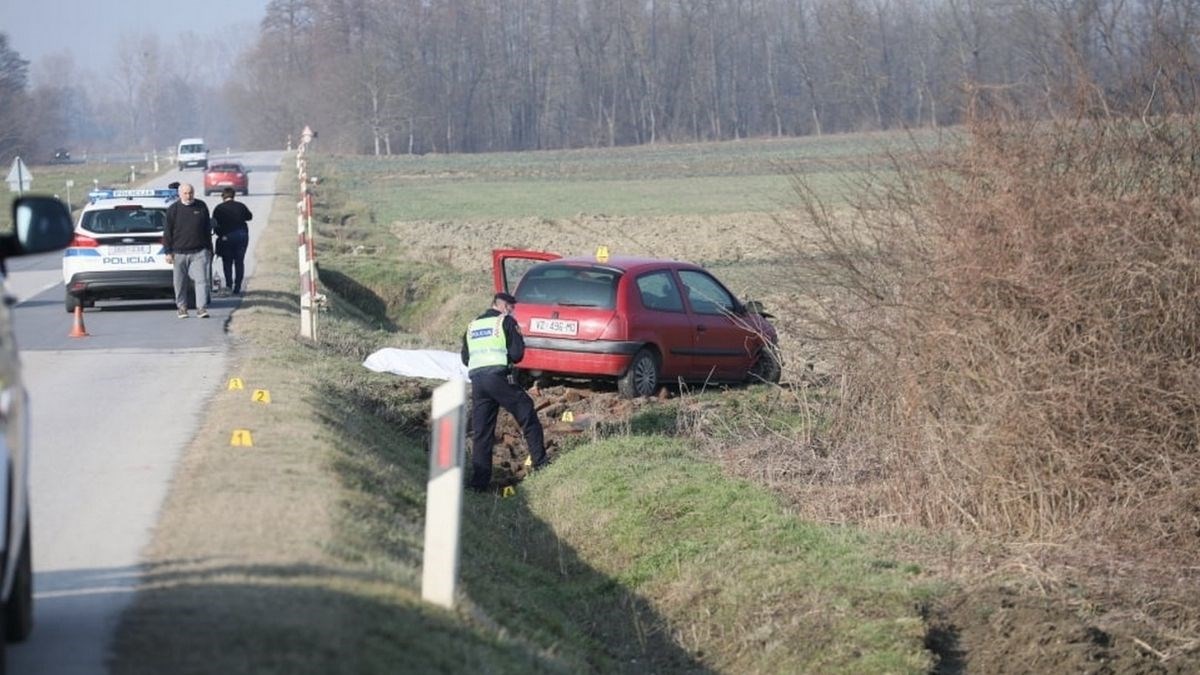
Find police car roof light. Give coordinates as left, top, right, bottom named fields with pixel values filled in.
left=88, top=188, right=178, bottom=203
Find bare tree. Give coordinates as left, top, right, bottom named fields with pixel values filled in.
left=0, top=33, right=31, bottom=162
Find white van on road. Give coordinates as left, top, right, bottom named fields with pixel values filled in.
left=177, top=138, right=208, bottom=170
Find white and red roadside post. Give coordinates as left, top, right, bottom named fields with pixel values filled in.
left=421, top=379, right=467, bottom=609
left=296, top=125, right=317, bottom=339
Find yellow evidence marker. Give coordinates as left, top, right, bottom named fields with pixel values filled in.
left=595, top=245, right=609, bottom=263
left=502, top=486, right=516, bottom=498
left=231, top=430, right=254, bottom=447
left=561, top=410, right=574, bottom=422
left=227, top=377, right=245, bottom=390
left=252, top=389, right=272, bottom=404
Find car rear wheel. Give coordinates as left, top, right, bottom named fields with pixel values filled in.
left=65, top=293, right=81, bottom=313
left=618, top=348, right=659, bottom=398
left=4, top=516, right=33, bottom=643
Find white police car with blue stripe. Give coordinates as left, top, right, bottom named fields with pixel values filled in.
left=61, top=188, right=183, bottom=312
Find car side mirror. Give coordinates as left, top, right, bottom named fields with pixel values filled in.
left=744, top=299, right=774, bottom=319
left=5, top=196, right=75, bottom=257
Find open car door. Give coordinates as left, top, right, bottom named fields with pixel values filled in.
left=492, top=249, right=561, bottom=295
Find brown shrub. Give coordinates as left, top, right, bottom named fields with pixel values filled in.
left=783, top=118, right=1200, bottom=550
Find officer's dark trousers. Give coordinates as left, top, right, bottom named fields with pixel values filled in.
left=468, top=371, right=546, bottom=490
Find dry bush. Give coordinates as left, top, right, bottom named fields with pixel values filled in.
left=781, top=117, right=1200, bottom=551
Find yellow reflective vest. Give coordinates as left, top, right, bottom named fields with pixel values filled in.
left=466, top=316, right=508, bottom=372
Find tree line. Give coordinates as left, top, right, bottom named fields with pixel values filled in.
left=2, top=0, right=1197, bottom=163
left=231, top=0, right=1200, bottom=155
left=0, top=31, right=240, bottom=165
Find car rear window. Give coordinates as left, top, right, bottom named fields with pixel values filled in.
left=210, top=164, right=241, bottom=172
left=516, top=264, right=619, bottom=309
left=81, top=208, right=167, bottom=234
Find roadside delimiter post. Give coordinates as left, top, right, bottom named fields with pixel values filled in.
left=421, top=379, right=467, bottom=609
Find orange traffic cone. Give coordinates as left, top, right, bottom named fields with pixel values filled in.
left=68, top=305, right=89, bottom=338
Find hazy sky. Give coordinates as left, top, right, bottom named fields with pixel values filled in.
left=1, top=0, right=270, bottom=81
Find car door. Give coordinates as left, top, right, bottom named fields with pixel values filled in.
left=677, top=269, right=759, bottom=380
left=630, top=269, right=694, bottom=378
left=492, top=249, right=561, bottom=295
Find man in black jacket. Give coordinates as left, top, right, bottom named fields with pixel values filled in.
left=164, top=183, right=212, bottom=318
left=212, top=187, right=252, bottom=295
left=460, top=291, right=549, bottom=492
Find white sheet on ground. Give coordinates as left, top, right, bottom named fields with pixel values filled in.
left=363, top=348, right=469, bottom=381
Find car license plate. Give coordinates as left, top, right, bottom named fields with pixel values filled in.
left=530, top=317, right=578, bottom=336
left=109, top=245, right=152, bottom=254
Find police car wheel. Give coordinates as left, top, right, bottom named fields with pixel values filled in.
left=65, top=293, right=81, bottom=313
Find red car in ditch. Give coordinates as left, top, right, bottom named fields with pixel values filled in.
left=203, top=161, right=250, bottom=196
left=493, top=249, right=781, bottom=397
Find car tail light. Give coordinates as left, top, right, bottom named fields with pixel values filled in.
left=70, top=234, right=99, bottom=248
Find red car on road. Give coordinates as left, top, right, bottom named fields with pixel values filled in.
left=203, top=162, right=250, bottom=196
left=493, top=249, right=781, bottom=397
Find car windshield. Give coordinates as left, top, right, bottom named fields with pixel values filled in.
left=515, top=264, right=620, bottom=309
left=181, top=144, right=204, bottom=153
left=81, top=208, right=167, bottom=234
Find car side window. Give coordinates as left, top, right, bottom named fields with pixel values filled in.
left=635, top=270, right=685, bottom=313
left=678, top=270, right=735, bottom=316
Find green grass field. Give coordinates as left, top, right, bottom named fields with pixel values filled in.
left=321, top=131, right=937, bottom=223
left=0, top=160, right=160, bottom=231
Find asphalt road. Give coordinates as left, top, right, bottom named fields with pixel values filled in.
left=7, top=150, right=285, bottom=674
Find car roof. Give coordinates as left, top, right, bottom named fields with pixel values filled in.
left=536, top=255, right=702, bottom=274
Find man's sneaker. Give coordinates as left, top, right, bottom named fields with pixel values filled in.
left=177, top=310, right=189, bottom=319
left=197, top=309, right=211, bottom=319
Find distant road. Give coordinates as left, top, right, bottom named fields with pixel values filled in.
left=7, top=150, right=285, bottom=674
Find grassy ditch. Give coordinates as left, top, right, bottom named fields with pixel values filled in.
left=112, top=138, right=940, bottom=673
left=306, top=127, right=1200, bottom=673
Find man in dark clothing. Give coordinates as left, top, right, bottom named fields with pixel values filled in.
left=460, top=291, right=549, bottom=492
left=212, top=187, right=252, bottom=295
left=164, top=183, right=212, bottom=319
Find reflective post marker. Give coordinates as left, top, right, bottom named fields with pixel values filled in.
left=295, top=125, right=317, bottom=340
left=421, top=379, right=467, bottom=608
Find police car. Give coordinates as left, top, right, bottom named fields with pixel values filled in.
left=62, top=188, right=182, bottom=312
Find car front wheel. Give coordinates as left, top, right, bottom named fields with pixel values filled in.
left=617, top=348, right=659, bottom=398
left=748, top=345, right=782, bottom=384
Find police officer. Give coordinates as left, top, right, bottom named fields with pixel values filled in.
left=460, top=291, right=548, bottom=492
